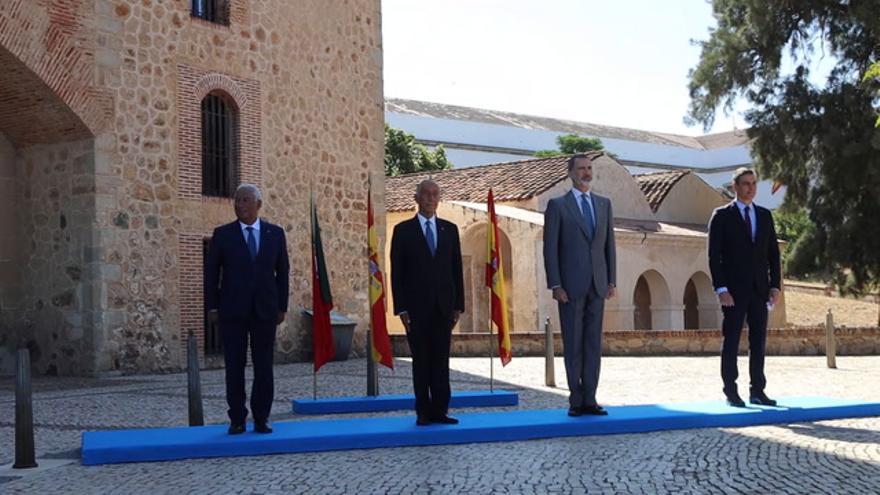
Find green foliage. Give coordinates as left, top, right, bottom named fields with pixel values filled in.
left=774, top=206, right=812, bottom=270
left=535, top=134, right=604, bottom=157
left=687, top=1, right=880, bottom=294
left=384, top=125, right=451, bottom=176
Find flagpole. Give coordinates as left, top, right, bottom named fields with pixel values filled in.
left=367, top=325, right=378, bottom=396
left=310, top=185, right=317, bottom=402
left=366, top=175, right=379, bottom=396
left=488, top=304, right=494, bottom=393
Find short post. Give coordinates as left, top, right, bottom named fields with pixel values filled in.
left=14, top=347, right=38, bottom=469
left=186, top=330, right=205, bottom=426
left=825, top=309, right=837, bottom=369
left=366, top=326, right=379, bottom=396
left=544, top=317, right=556, bottom=387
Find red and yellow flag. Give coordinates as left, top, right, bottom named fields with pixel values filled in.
left=311, top=193, right=335, bottom=372
left=771, top=179, right=784, bottom=195
left=368, top=182, right=394, bottom=369
left=485, top=189, right=512, bottom=365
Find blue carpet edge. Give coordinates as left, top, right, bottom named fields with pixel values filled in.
left=81, top=397, right=880, bottom=466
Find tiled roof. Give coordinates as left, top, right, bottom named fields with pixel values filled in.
left=385, top=98, right=750, bottom=150
left=385, top=153, right=603, bottom=212
left=633, top=170, right=691, bottom=212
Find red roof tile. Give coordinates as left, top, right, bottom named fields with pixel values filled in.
left=386, top=153, right=603, bottom=212
left=633, top=170, right=691, bottom=212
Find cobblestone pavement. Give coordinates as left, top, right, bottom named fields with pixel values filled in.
left=0, top=355, right=878, bottom=494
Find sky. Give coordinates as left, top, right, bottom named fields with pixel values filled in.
left=381, top=0, right=742, bottom=137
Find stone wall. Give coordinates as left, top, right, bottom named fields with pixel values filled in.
left=97, top=0, right=385, bottom=373
left=0, top=138, right=100, bottom=375
left=1, top=0, right=385, bottom=375
left=391, top=327, right=880, bottom=358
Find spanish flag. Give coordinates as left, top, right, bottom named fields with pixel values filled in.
left=368, top=182, right=394, bottom=369
left=311, top=193, right=335, bottom=372
left=485, top=189, right=512, bottom=365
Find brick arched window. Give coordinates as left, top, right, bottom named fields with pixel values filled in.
left=192, top=0, right=229, bottom=25
left=201, top=91, right=238, bottom=197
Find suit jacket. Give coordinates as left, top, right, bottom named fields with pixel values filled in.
left=543, top=190, right=617, bottom=299
left=707, top=201, right=781, bottom=300
left=390, top=215, right=465, bottom=320
left=204, top=219, right=290, bottom=321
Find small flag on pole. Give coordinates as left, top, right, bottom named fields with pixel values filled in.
left=771, top=179, right=784, bottom=195
left=486, top=189, right=512, bottom=366
left=368, top=181, right=394, bottom=369
left=311, top=193, right=335, bottom=372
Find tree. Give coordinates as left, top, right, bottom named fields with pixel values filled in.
left=866, top=61, right=880, bottom=127
left=687, top=1, right=880, bottom=299
left=535, top=134, right=604, bottom=157
left=384, top=125, right=451, bottom=176
left=773, top=206, right=813, bottom=274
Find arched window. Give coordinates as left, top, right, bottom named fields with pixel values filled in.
left=201, top=92, right=237, bottom=197
left=192, top=0, right=229, bottom=25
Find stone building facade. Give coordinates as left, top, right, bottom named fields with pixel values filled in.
left=0, top=0, right=384, bottom=375
left=384, top=155, right=787, bottom=336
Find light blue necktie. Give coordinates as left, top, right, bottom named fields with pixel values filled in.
left=425, top=220, right=436, bottom=257
left=246, top=226, right=258, bottom=260
left=580, top=194, right=595, bottom=238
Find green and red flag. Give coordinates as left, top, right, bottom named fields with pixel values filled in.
left=368, top=182, right=394, bottom=369
left=485, top=189, right=512, bottom=365
left=311, top=193, right=335, bottom=372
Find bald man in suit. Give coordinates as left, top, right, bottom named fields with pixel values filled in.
left=391, top=179, right=465, bottom=426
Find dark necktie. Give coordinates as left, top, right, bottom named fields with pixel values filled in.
left=246, top=226, right=258, bottom=260
left=743, top=206, right=753, bottom=242
left=580, top=194, right=595, bottom=238
left=425, top=220, right=436, bottom=257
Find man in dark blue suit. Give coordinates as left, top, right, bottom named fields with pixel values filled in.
left=205, top=184, right=289, bottom=434
left=708, top=168, right=781, bottom=408
left=391, top=179, right=464, bottom=426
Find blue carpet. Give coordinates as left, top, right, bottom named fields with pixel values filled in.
left=81, top=396, right=880, bottom=465
left=292, top=390, right=519, bottom=414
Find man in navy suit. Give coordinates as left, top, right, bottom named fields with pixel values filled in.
left=391, top=179, right=464, bottom=426
left=205, top=184, right=290, bottom=434
left=708, top=168, right=781, bottom=407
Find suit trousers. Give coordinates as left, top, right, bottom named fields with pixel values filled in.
left=405, top=307, right=453, bottom=418
left=558, top=285, right=605, bottom=408
left=221, top=315, right=277, bottom=423
left=720, top=290, right=768, bottom=396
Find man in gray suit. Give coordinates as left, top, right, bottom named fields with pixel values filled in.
left=543, top=152, right=617, bottom=416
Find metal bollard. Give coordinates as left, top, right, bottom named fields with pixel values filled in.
left=186, top=331, right=205, bottom=426
left=825, top=309, right=837, bottom=369
left=14, top=347, right=38, bottom=469
left=544, top=317, right=556, bottom=387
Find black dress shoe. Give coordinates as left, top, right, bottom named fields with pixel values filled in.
left=254, top=421, right=273, bottom=434
left=567, top=407, right=583, bottom=417
left=582, top=405, right=608, bottom=416
left=749, top=392, right=777, bottom=406
left=726, top=394, right=746, bottom=407
left=228, top=423, right=246, bottom=435
left=416, top=416, right=432, bottom=426
left=432, top=415, right=459, bottom=425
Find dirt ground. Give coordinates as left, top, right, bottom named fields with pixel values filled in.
left=785, top=290, right=878, bottom=327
